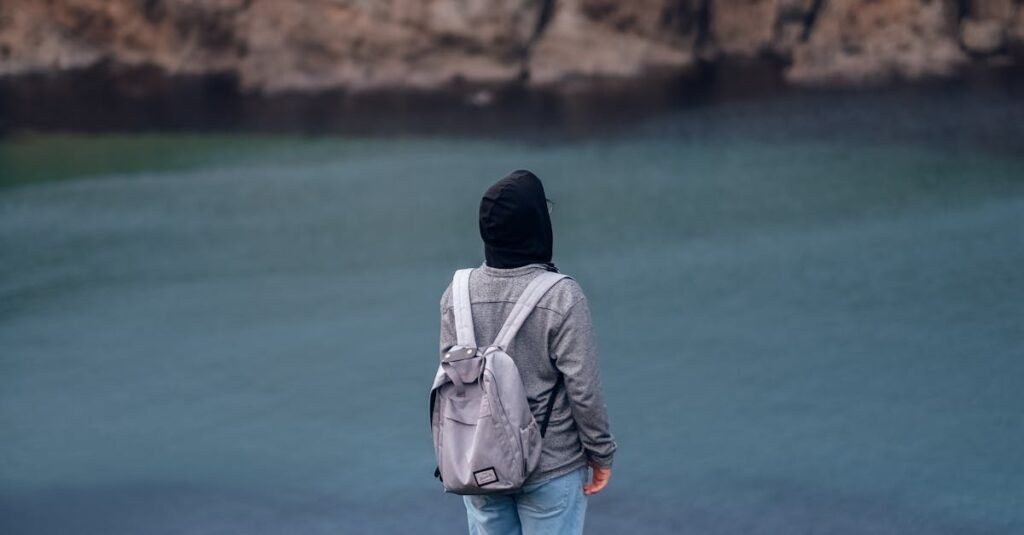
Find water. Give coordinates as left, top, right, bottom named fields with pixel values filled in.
left=1, top=85, right=1023, bottom=534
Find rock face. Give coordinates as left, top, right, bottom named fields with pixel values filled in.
left=0, top=0, right=543, bottom=92
left=709, top=0, right=809, bottom=57
left=1014, top=8, right=1024, bottom=53
left=235, top=0, right=542, bottom=92
left=0, top=0, right=1022, bottom=93
left=787, top=0, right=968, bottom=84
left=961, top=18, right=1006, bottom=55
left=528, top=0, right=698, bottom=85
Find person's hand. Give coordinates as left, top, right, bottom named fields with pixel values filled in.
left=583, top=462, right=611, bottom=496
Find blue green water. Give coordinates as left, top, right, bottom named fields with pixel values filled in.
left=1, top=89, right=1023, bottom=534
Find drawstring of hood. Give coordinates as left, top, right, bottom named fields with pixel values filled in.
left=478, top=170, right=558, bottom=272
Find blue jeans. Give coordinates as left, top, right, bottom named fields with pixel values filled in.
left=463, top=466, right=588, bottom=535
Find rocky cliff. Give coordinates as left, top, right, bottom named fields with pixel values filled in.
left=1, top=0, right=1022, bottom=93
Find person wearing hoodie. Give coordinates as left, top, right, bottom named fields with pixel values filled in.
left=438, top=170, right=617, bottom=534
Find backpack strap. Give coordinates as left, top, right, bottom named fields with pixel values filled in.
left=491, top=271, right=569, bottom=351
left=451, top=268, right=477, bottom=347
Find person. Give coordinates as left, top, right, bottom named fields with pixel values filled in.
left=438, top=169, right=617, bottom=535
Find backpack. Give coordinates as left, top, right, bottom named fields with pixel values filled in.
left=429, top=267, right=568, bottom=494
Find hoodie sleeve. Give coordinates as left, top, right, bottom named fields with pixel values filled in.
left=439, top=282, right=456, bottom=358
left=551, top=293, right=617, bottom=468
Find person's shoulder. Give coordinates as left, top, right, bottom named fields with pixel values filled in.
left=543, top=272, right=588, bottom=314
left=552, top=274, right=586, bottom=297
left=439, top=279, right=454, bottom=310
left=439, top=266, right=476, bottom=310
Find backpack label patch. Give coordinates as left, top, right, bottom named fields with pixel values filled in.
left=473, top=467, right=499, bottom=487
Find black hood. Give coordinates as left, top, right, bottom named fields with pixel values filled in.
left=478, top=170, right=557, bottom=271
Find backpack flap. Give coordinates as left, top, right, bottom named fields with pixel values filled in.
left=440, top=347, right=484, bottom=396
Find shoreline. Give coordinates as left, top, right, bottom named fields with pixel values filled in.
left=1, top=59, right=1023, bottom=138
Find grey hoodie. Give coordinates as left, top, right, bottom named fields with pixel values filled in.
left=439, top=262, right=616, bottom=483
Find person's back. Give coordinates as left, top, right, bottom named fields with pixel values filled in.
left=437, top=170, right=616, bottom=535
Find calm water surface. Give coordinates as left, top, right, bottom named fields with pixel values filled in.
left=1, top=87, right=1023, bottom=534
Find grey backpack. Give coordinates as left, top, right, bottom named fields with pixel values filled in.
left=429, top=268, right=567, bottom=494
